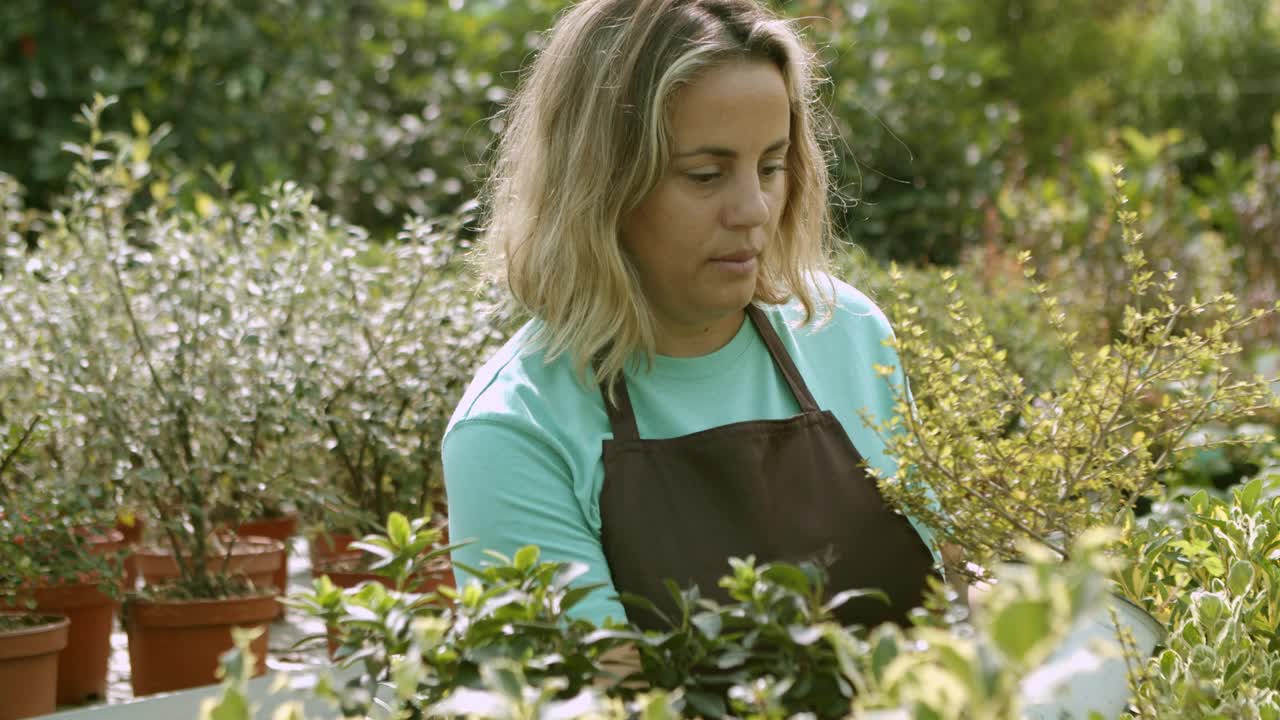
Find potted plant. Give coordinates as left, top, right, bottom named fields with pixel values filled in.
left=0, top=414, right=127, bottom=707
left=288, top=511, right=460, bottom=659
left=300, top=210, right=511, bottom=588
left=866, top=175, right=1279, bottom=716
left=0, top=95, right=335, bottom=695
left=0, top=612, right=70, bottom=720
left=212, top=479, right=317, bottom=616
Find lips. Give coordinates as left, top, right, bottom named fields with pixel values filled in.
left=712, top=250, right=759, bottom=262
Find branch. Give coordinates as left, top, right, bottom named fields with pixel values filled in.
left=108, top=256, right=172, bottom=406
left=0, top=415, right=42, bottom=498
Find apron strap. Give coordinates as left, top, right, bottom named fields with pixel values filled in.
left=602, top=373, right=641, bottom=441
left=746, top=304, right=820, bottom=414
left=600, top=303, right=822, bottom=440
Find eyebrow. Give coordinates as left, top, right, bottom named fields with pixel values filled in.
left=673, top=138, right=791, bottom=159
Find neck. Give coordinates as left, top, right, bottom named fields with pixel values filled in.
left=653, top=308, right=747, bottom=358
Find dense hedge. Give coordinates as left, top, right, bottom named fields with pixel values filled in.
left=3, top=0, right=1278, bottom=262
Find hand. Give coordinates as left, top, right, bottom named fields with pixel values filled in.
left=594, top=642, right=645, bottom=690
left=940, top=542, right=970, bottom=608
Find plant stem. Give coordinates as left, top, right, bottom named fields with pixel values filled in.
left=0, top=415, right=41, bottom=500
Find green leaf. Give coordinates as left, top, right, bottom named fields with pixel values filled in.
left=685, top=689, right=727, bottom=718
left=348, top=541, right=394, bottom=562
left=513, top=545, right=539, bottom=571
left=201, top=689, right=249, bottom=720
left=692, top=611, right=722, bottom=640
left=132, top=110, right=151, bottom=137
left=825, top=587, right=889, bottom=613
left=715, top=646, right=749, bottom=669
left=561, top=583, right=607, bottom=612
left=1237, top=477, right=1263, bottom=514
left=869, top=632, right=899, bottom=680
left=386, top=512, right=410, bottom=547
left=1227, top=560, right=1254, bottom=596
left=991, top=599, right=1052, bottom=664
left=616, top=592, right=674, bottom=630
left=788, top=623, right=824, bottom=645
left=761, top=563, right=813, bottom=594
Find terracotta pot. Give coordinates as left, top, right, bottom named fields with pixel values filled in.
left=234, top=513, right=298, bottom=600
left=0, top=613, right=69, bottom=720
left=1, top=529, right=124, bottom=705
left=114, top=518, right=144, bottom=545
left=309, top=532, right=359, bottom=567
left=114, top=517, right=144, bottom=592
left=124, top=594, right=276, bottom=696
left=13, top=580, right=118, bottom=706
left=135, top=536, right=285, bottom=592
left=311, top=520, right=450, bottom=566
left=312, top=561, right=454, bottom=593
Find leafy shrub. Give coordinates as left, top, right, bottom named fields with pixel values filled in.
left=0, top=417, right=123, bottom=608
left=868, top=172, right=1278, bottom=573
left=1123, top=477, right=1280, bottom=717
left=0, top=0, right=566, bottom=239
left=843, top=251, right=1075, bottom=398
left=1159, top=422, right=1279, bottom=494
left=300, top=211, right=513, bottom=533
left=1118, top=0, right=1280, bottom=173
left=795, top=0, right=1017, bottom=264
left=0, top=95, right=516, bottom=593
left=9, top=0, right=1275, bottom=265
left=0, top=97, right=339, bottom=596
left=1193, top=119, right=1280, bottom=336
left=995, top=125, right=1278, bottom=351
left=215, top=529, right=1134, bottom=719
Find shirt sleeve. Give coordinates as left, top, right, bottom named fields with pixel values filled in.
left=874, top=322, right=945, bottom=566
left=835, top=288, right=945, bottom=566
left=442, top=418, right=627, bottom=626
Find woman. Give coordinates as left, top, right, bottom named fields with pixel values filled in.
left=443, top=0, right=943, bottom=632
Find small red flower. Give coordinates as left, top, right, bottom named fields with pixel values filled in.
left=18, top=33, right=36, bottom=58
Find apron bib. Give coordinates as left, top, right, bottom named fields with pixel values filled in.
left=599, top=304, right=937, bottom=630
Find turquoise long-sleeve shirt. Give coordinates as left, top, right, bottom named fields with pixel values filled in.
left=442, top=277, right=938, bottom=626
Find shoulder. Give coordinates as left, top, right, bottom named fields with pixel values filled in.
left=445, top=319, right=596, bottom=443
left=769, top=273, right=895, bottom=348
left=449, top=320, right=553, bottom=433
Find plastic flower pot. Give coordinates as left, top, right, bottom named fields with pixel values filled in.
left=123, top=593, right=277, bottom=696
left=1021, top=593, right=1166, bottom=719
left=0, top=613, right=69, bottom=720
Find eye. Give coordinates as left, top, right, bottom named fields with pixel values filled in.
left=686, top=169, right=727, bottom=183
left=687, top=172, right=721, bottom=185
left=761, top=165, right=787, bottom=177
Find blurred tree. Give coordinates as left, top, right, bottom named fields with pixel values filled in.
left=1, top=0, right=1277, bottom=265
left=0, top=0, right=564, bottom=239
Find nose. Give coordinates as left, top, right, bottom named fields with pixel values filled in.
left=722, top=173, right=770, bottom=229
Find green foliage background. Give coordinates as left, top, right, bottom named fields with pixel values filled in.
left=3, top=0, right=1279, bottom=264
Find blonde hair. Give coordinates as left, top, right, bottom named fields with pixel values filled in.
left=476, top=0, right=838, bottom=395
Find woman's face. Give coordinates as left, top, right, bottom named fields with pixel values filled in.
left=621, top=59, right=791, bottom=356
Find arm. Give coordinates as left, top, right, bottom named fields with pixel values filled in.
left=442, top=418, right=628, bottom=626
left=875, top=314, right=970, bottom=602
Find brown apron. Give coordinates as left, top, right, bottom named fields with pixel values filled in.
left=599, top=304, right=937, bottom=631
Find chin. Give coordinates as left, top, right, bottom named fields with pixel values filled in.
left=713, top=287, right=758, bottom=314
